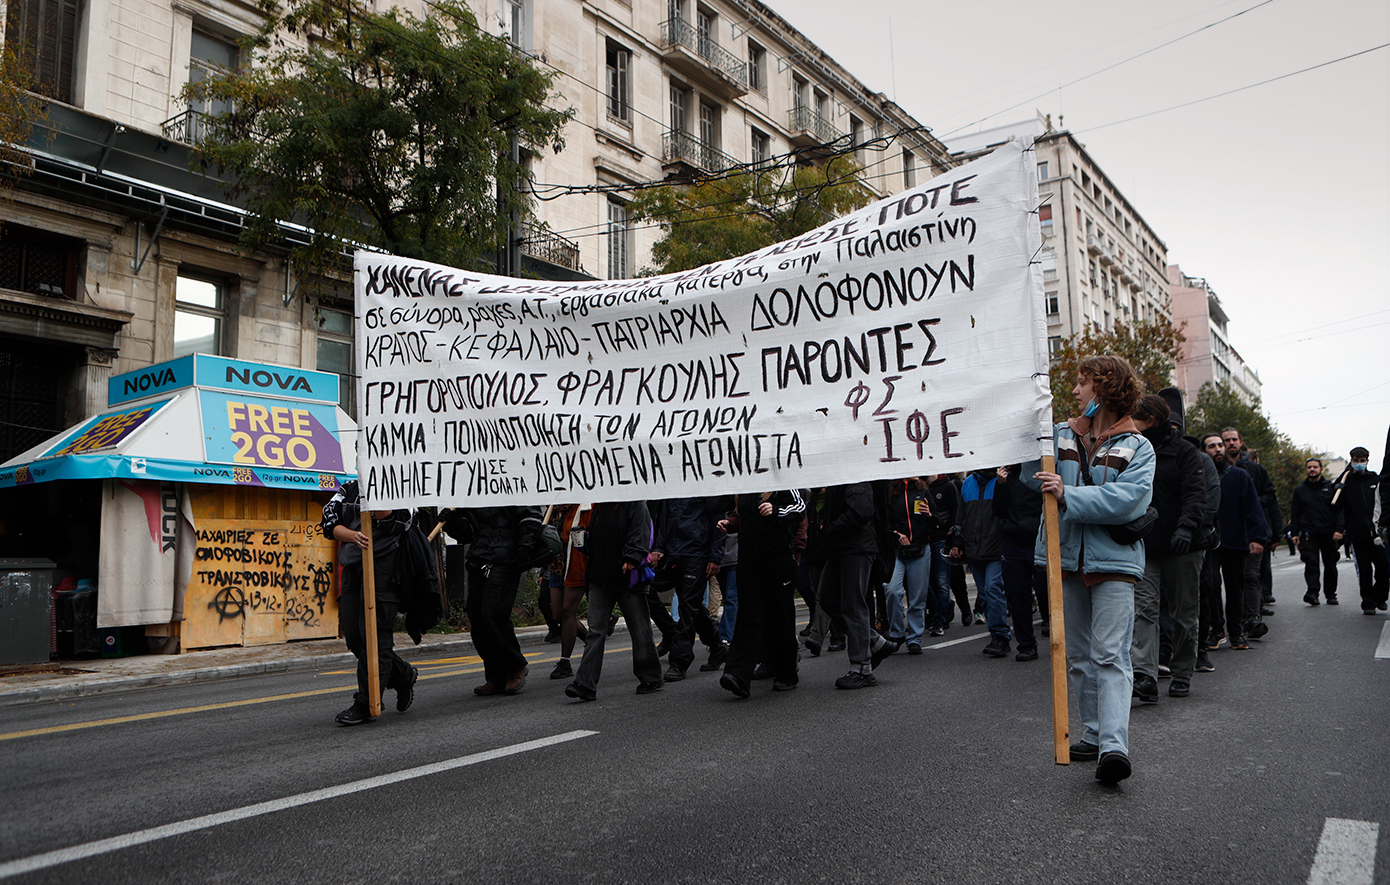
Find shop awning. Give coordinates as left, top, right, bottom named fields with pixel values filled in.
left=0, top=355, right=356, bottom=491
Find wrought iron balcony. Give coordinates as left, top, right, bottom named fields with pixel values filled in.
left=518, top=222, right=582, bottom=273
left=662, top=130, right=738, bottom=175
left=659, top=18, right=748, bottom=90
left=160, top=108, right=213, bottom=146
left=788, top=105, right=841, bottom=145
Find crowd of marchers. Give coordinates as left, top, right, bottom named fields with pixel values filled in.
left=319, top=355, right=1390, bottom=789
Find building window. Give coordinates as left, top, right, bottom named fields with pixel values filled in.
left=669, top=81, right=690, bottom=133
left=695, top=7, right=715, bottom=58
left=848, top=115, right=864, bottom=160
left=500, top=0, right=529, bottom=49
left=1045, top=292, right=1059, bottom=316
left=1088, top=259, right=1097, bottom=286
left=792, top=74, right=808, bottom=111
left=1038, top=203, right=1053, bottom=234
left=1048, top=335, right=1063, bottom=356
left=0, top=226, right=78, bottom=299
left=747, top=41, right=766, bottom=93
left=606, top=200, right=630, bottom=279
left=751, top=128, right=770, bottom=167
left=1040, top=247, right=1057, bottom=281
left=606, top=42, right=631, bottom=123
left=698, top=100, right=719, bottom=149
left=186, top=31, right=239, bottom=143
left=1037, top=161, right=1049, bottom=180
left=4, top=0, right=80, bottom=103
left=316, top=306, right=355, bottom=417
left=173, top=275, right=225, bottom=357
left=813, top=88, right=830, bottom=122
left=902, top=148, right=916, bottom=189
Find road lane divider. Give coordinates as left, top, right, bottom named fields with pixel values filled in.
left=1308, top=817, right=1379, bottom=885
left=1376, top=622, right=1390, bottom=660
left=0, top=730, right=598, bottom=879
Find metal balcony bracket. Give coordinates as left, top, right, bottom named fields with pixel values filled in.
left=131, top=200, right=170, bottom=273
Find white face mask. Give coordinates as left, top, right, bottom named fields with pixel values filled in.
left=1352, top=462, right=1368, bottom=472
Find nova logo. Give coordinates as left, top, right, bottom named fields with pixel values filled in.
left=123, top=368, right=177, bottom=396
left=226, top=367, right=313, bottom=393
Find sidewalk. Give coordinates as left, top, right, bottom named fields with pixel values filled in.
left=0, top=626, right=567, bottom=708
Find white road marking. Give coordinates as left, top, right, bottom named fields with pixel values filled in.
left=1376, top=622, right=1390, bottom=660
left=1307, top=818, right=1379, bottom=885
left=926, top=620, right=1046, bottom=650
left=0, top=730, right=597, bottom=879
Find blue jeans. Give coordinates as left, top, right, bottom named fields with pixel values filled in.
left=717, top=565, right=738, bottom=644
left=968, top=559, right=1009, bottom=640
left=926, top=542, right=950, bottom=629
left=887, top=552, right=931, bottom=644
left=1064, top=575, right=1135, bottom=756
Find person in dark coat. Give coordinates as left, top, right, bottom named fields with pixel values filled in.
left=817, top=483, right=897, bottom=689
left=1338, top=446, right=1388, bottom=614
left=993, top=464, right=1048, bottom=661
left=1222, top=428, right=1281, bottom=610
left=956, top=468, right=1010, bottom=657
left=565, top=500, right=662, bottom=700
left=1289, top=459, right=1343, bottom=605
left=1131, top=396, right=1206, bottom=699
left=443, top=504, right=543, bottom=697
left=322, top=480, right=416, bottom=726
left=924, top=474, right=962, bottom=635
left=650, top=496, right=729, bottom=680
left=885, top=477, right=935, bottom=653
left=717, top=489, right=807, bottom=697
left=1200, top=433, right=1268, bottom=650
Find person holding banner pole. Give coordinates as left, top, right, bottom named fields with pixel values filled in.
left=322, top=480, right=415, bottom=726
left=1028, top=355, right=1154, bottom=784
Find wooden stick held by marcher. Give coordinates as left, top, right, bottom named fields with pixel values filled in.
left=361, top=515, right=381, bottom=718
left=1041, top=454, right=1069, bottom=765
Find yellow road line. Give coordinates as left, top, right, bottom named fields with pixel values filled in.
left=0, top=659, right=522, bottom=743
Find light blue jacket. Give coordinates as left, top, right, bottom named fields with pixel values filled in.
left=1023, top=419, right=1156, bottom=580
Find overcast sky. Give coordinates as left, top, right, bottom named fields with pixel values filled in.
left=770, top=0, right=1389, bottom=463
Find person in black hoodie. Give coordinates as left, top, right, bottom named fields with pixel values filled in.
left=992, top=464, right=1048, bottom=661
left=716, top=489, right=807, bottom=697
left=1160, top=387, right=1221, bottom=675
left=565, top=500, right=662, bottom=700
left=818, top=482, right=898, bottom=689
left=322, top=481, right=416, bottom=726
left=1338, top=446, right=1388, bottom=614
left=650, top=496, right=730, bottom=681
left=1199, top=433, right=1267, bottom=651
left=924, top=474, right=962, bottom=635
left=1289, top=458, right=1343, bottom=605
left=1131, top=396, right=1206, bottom=699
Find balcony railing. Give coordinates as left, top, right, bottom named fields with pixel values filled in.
left=518, top=221, right=582, bottom=273
left=659, top=18, right=748, bottom=88
left=788, top=105, right=842, bottom=145
left=161, top=108, right=213, bottom=145
left=662, top=130, right=738, bottom=174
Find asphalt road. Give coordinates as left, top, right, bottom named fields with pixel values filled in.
left=1, top=551, right=1387, bottom=884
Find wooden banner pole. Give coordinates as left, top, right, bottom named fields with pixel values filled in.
left=361, top=513, right=382, bottom=719
left=1041, top=453, right=1069, bottom=765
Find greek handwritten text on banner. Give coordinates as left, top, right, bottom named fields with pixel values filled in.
left=354, top=141, right=1051, bottom=508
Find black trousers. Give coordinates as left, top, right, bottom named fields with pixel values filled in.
left=1199, top=545, right=1222, bottom=642
left=725, top=555, right=798, bottom=684
left=1001, top=538, right=1047, bottom=649
left=655, top=555, right=722, bottom=672
left=340, top=558, right=412, bottom=707
left=467, top=563, right=526, bottom=685
left=574, top=582, right=662, bottom=690
left=1348, top=535, right=1389, bottom=607
left=1216, top=548, right=1259, bottom=639
left=1300, top=534, right=1340, bottom=599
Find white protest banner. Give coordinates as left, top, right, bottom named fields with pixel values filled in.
left=354, top=140, right=1051, bottom=508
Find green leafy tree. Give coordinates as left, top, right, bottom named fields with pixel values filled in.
left=0, top=45, right=48, bottom=204
left=1048, top=317, right=1186, bottom=422
left=183, top=0, right=571, bottom=279
left=629, top=155, right=874, bottom=274
left=1187, top=381, right=1318, bottom=520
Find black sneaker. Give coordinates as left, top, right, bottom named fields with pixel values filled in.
left=543, top=629, right=560, bottom=643
left=1248, top=621, right=1269, bottom=639
left=719, top=673, right=750, bottom=698
left=982, top=636, right=1010, bottom=658
left=335, top=703, right=372, bottom=726
left=1364, top=608, right=1378, bottom=616
left=395, top=666, right=419, bottom=713
left=1015, top=645, right=1038, bottom=662
left=752, top=663, right=774, bottom=680
left=663, top=665, right=686, bottom=683
left=1039, top=622, right=1051, bottom=638
left=1096, top=751, right=1132, bottom=784
left=1194, top=652, right=1215, bottom=673
left=1261, top=608, right=1275, bottom=617
left=1069, top=740, right=1100, bottom=761
left=550, top=658, right=573, bottom=679
left=928, top=624, right=945, bottom=637
left=827, top=641, right=846, bottom=653
left=1304, top=591, right=1321, bottom=606
left=907, top=642, right=923, bottom=656
left=700, top=643, right=729, bottom=671
left=1326, top=596, right=1339, bottom=605
left=1132, top=673, right=1158, bottom=703
left=1157, top=663, right=1171, bottom=679
left=804, top=637, right=822, bottom=657
left=1169, top=680, right=1190, bottom=698
left=1380, top=602, right=1389, bottom=611
left=871, top=639, right=900, bottom=669
left=834, top=671, right=877, bottom=690
left=636, top=680, right=663, bottom=695
left=564, top=681, right=596, bottom=702
left=772, top=678, right=798, bottom=691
